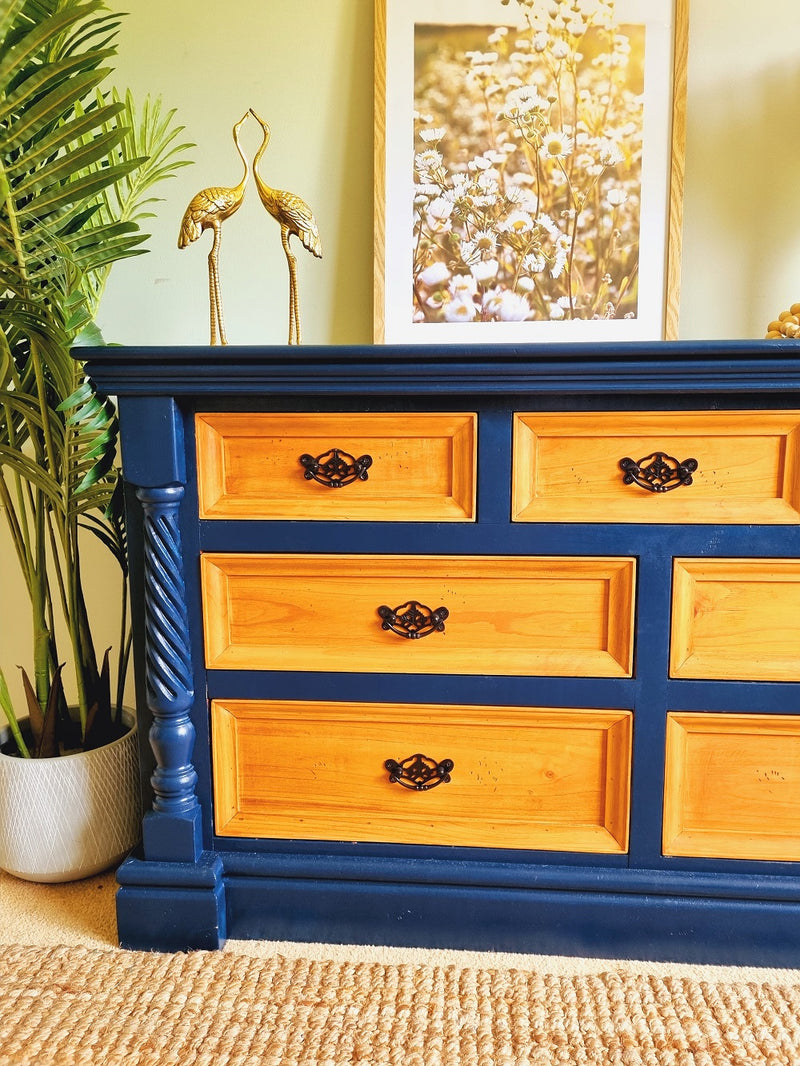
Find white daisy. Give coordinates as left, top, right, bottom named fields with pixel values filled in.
left=443, top=298, right=479, bottom=322
left=541, top=130, right=574, bottom=159
left=470, top=260, right=500, bottom=284
left=419, top=127, right=446, bottom=143
left=418, top=261, right=451, bottom=287
left=503, top=209, right=535, bottom=235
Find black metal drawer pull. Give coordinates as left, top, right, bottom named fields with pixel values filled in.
left=385, top=753, right=454, bottom=791
left=377, top=600, right=449, bottom=639
left=299, top=448, right=372, bottom=487
left=619, top=452, right=698, bottom=493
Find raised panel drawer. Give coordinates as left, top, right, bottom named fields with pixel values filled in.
left=663, top=712, right=800, bottom=860
left=512, top=411, right=800, bottom=523
left=201, top=553, right=636, bottom=677
left=196, top=412, right=476, bottom=521
left=212, top=700, right=632, bottom=853
left=671, top=558, right=800, bottom=681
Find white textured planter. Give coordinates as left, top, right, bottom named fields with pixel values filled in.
left=0, top=711, right=141, bottom=882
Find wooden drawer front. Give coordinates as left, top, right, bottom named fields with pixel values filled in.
left=196, top=412, right=476, bottom=521
left=664, top=712, right=800, bottom=860
left=212, top=700, right=632, bottom=853
left=671, top=558, right=800, bottom=681
left=201, top=553, right=636, bottom=677
left=513, top=411, right=800, bottom=523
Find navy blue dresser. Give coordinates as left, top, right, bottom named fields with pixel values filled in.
left=82, top=341, right=800, bottom=963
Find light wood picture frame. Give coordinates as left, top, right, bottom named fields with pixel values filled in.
left=374, top=0, right=688, bottom=344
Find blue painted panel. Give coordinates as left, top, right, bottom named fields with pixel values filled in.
left=117, top=884, right=226, bottom=951
left=205, top=670, right=637, bottom=707
left=117, top=396, right=185, bottom=485
left=198, top=520, right=800, bottom=556
left=477, top=408, right=512, bottom=525
left=224, top=876, right=800, bottom=965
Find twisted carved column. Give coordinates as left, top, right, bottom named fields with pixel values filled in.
left=136, top=484, right=201, bottom=857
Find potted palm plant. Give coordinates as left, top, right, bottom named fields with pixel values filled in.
left=0, top=0, right=193, bottom=880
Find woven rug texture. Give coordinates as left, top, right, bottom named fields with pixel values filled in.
left=1, top=944, right=799, bottom=1066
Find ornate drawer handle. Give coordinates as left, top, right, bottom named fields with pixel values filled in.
left=619, top=452, right=698, bottom=493
left=299, top=448, right=373, bottom=488
left=377, top=601, right=449, bottom=639
left=385, top=754, right=454, bottom=791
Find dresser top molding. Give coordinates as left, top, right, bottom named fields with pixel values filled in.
left=78, top=340, right=800, bottom=398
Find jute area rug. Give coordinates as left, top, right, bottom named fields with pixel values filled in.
left=1, top=944, right=800, bottom=1066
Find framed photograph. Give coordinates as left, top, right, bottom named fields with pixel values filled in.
left=374, top=0, right=688, bottom=343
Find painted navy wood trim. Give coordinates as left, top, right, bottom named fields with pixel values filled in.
left=223, top=877, right=800, bottom=965
left=136, top=483, right=202, bottom=862
left=82, top=341, right=800, bottom=397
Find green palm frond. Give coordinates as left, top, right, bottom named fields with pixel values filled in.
left=58, top=375, right=118, bottom=504
left=79, top=88, right=195, bottom=315
left=0, top=0, right=194, bottom=741
left=0, top=1, right=138, bottom=316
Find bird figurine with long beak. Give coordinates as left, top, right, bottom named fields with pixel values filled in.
left=249, top=108, right=322, bottom=344
left=178, top=111, right=251, bottom=345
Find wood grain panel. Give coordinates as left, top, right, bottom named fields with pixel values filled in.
left=196, top=412, right=476, bottom=521
left=513, top=411, right=800, bottom=523
left=213, top=700, right=632, bottom=852
left=201, top=553, right=636, bottom=677
left=671, top=558, right=800, bottom=681
left=663, top=712, right=800, bottom=860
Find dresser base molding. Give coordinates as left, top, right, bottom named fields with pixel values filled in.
left=116, top=852, right=226, bottom=952
left=116, top=849, right=800, bottom=964
left=225, top=878, right=800, bottom=967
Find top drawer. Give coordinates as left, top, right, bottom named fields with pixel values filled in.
left=196, top=412, right=476, bottom=521
left=513, top=411, right=800, bottom=524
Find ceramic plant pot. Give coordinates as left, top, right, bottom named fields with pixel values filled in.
left=0, top=711, right=141, bottom=882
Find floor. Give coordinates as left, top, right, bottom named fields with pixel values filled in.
left=3, top=866, right=800, bottom=983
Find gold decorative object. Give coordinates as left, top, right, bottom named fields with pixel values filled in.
left=178, top=112, right=251, bottom=346
left=249, top=108, right=322, bottom=345
left=765, top=303, right=800, bottom=339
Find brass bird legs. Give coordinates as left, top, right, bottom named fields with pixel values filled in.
left=282, top=227, right=301, bottom=345
left=208, top=221, right=226, bottom=345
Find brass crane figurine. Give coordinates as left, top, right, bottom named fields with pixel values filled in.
left=178, top=111, right=251, bottom=345
left=249, top=108, right=322, bottom=344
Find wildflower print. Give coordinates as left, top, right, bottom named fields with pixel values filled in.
left=411, top=0, right=645, bottom=325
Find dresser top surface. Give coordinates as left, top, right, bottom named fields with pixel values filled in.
left=78, top=340, right=800, bottom=398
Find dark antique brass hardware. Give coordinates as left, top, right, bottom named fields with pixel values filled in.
left=619, top=452, right=698, bottom=493
left=385, top=753, right=454, bottom=791
left=299, top=448, right=372, bottom=488
left=377, top=601, right=449, bottom=639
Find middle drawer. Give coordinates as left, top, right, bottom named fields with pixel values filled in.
left=200, top=553, right=636, bottom=677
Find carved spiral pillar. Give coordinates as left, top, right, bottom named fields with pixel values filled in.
left=136, top=483, right=201, bottom=860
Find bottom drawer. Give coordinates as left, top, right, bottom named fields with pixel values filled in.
left=212, top=700, right=632, bottom=854
left=663, top=711, right=800, bottom=860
